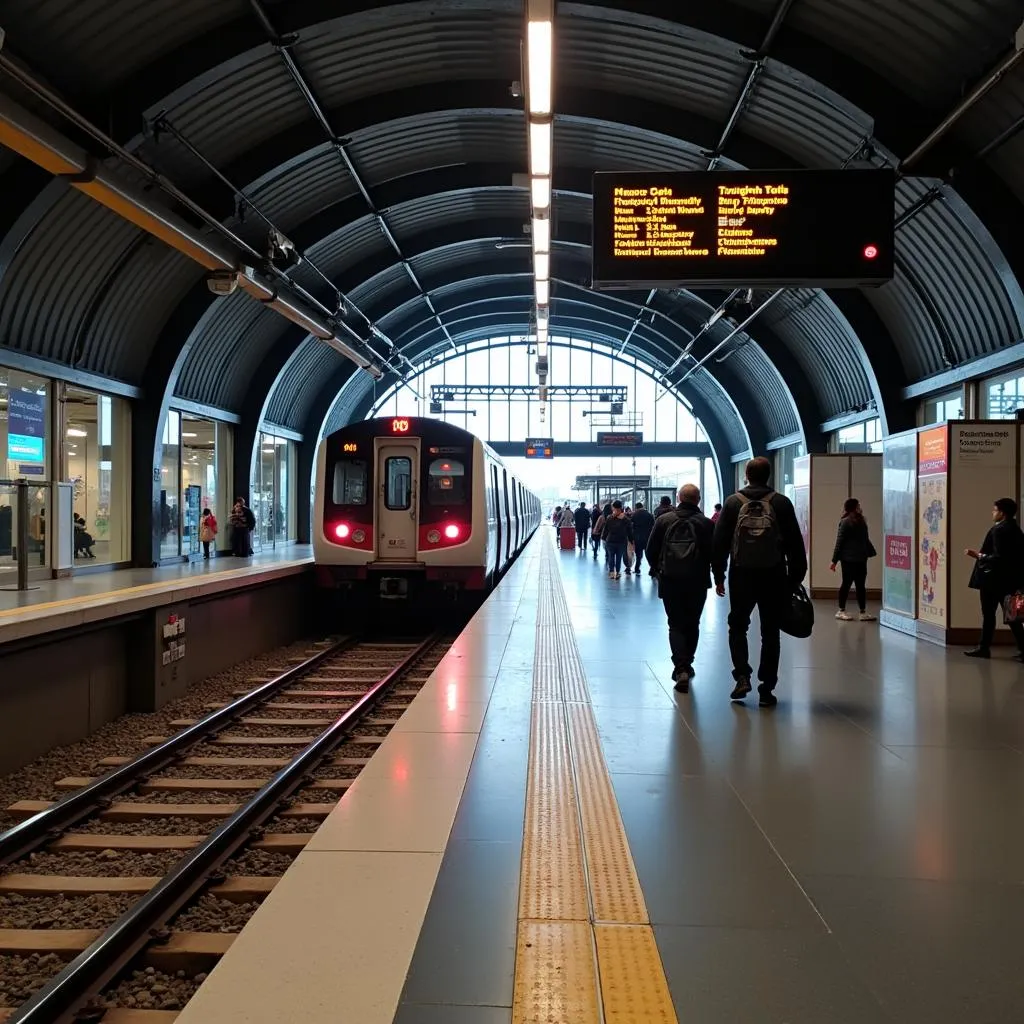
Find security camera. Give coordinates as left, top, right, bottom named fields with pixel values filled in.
left=206, top=270, right=238, bottom=296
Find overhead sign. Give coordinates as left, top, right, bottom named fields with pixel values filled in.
left=7, top=390, right=45, bottom=464
left=525, top=437, right=554, bottom=459
left=596, top=432, right=644, bottom=447
left=592, top=169, right=894, bottom=288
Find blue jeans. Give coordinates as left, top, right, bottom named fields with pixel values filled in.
left=606, top=541, right=626, bottom=573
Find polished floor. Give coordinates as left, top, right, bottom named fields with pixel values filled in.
left=397, top=536, right=1024, bottom=1023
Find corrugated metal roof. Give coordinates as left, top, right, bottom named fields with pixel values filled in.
left=264, top=338, right=348, bottom=430
left=723, top=343, right=799, bottom=439
left=386, top=189, right=530, bottom=243
left=289, top=215, right=392, bottom=292
left=555, top=117, right=713, bottom=172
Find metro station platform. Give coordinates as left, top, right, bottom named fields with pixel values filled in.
left=176, top=529, right=1024, bottom=1024
left=0, top=545, right=312, bottom=645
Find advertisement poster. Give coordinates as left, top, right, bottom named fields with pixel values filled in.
left=7, top=390, right=45, bottom=464
left=882, top=433, right=917, bottom=614
left=917, top=428, right=947, bottom=626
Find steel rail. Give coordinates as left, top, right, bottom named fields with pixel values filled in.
left=7, top=632, right=442, bottom=1024
left=0, top=637, right=359, bottom=865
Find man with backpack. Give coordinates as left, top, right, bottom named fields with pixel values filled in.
left=712, top=457, right=807, bottom=708
left=645, top=483, right=715, bottom=692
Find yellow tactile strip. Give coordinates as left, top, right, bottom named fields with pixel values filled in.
left=512, top=538, right=679, bottom=1023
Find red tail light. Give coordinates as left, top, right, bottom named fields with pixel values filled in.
left=334, top=523, right=350, bottom=539
left=443, top=523, right=461, bottom=540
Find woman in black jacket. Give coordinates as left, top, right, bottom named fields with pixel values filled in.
left=964, top=497, right=1024, bottom=659
left=829, top=498, right=876, bottom=621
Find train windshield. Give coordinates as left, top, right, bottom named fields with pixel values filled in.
left=384, top=457, right=413, bottom=510
left=427, top=458, right=467, bottom=505
left=332, top=458, right=368, bottom=505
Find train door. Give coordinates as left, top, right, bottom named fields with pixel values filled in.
left=491, top=464, right=502, bottom=577
left=375, top=440, right=419, bottom=559
left=502, top=469, right=511, bottom=560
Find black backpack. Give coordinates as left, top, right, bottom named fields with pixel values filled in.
left=659, top=514, right=700, bottom=579
left=731, top=492, right=781, bottom=569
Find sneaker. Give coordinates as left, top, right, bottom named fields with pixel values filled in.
left=964, top=647, right=991, bottom=659
left=625, top=567, right=632, bottom=574
left=730, top=676, right=752, bottom=701
left=858, top=611, right=876, bottom=621
left=673, top=669, right=690, bottom=693
left=758, top=684, right=778, bottom=708
left=614, top=572, right=622, bottom=579
left=835, top=610, right=853, bottom=621
left=608, top=571, right=615, bottom=579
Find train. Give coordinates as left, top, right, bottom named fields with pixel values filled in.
left=313, top=415, right=541, bottom=600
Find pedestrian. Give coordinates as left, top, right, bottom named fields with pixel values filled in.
left=199, top=507, right=218, bottom=560
left=646, top=484, right=714, bottom=692
left=830, top=498, right=877, bottom=621
left=573, top=501, right=591, bottom=550
left=558, top=505, right=575, bottom=528
left=630, top=501, right=655, bottom=575
left=654, top=495, right=674, bottom=518
left=230, top=497, right=255, bottom=557
left=712, top=456, right=807, bottom=708
left=711, top=503, right=723, bottom=523
left=602, top=500, right=633, bottom=580
left=591, top=505, right=607, bottom=560
left=600, top=502, right=613, bottom=567
left=964, top=497, right=1024, bottom=660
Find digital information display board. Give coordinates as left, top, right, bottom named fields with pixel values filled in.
left=525, top=437, right=554, bottom=459
left=597, top=432, right=644, bottom=447
left=592, top=169, right=894, bottom=289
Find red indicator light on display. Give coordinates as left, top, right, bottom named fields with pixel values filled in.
left=443, top=523, right=461, bottom=540
left=863, top=244, right=878, bottom=259
left=334, top=523, right=350, bottom=539
left=392, top=418, right=410, bottom=433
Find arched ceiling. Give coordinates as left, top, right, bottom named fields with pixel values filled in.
left=0, top=0, right=1022, bottom=463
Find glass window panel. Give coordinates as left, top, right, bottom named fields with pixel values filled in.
left=384, top=457, right=412, bottom=509
left=159, top=410, right=180, bottom=559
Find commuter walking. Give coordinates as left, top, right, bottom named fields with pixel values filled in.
left=711, top=503, right=723, bottom=523
left=558, top=505, right=575, bottom=528
left=646, top=484, right=714, bottom=692
left=964, top=497, right=1024, bottom=659
left=630, top=501, right=655, bottom=575
left=590, top=506, right=605, bottom=558
left=830, top=498, right=877, bottom=620
left=573, top=502, right=591, bottom=550
left=712, top=457, right=807, bottom=707
left=602, top=500, right=633, bottom=579
left=654, top=496, right=674, bottom=519
left=199, top=507, right=218, bottom=560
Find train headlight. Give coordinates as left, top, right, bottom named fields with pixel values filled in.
left=444, top=523, right=461, bottom=540
left=352, top=529, right=365, bottom=543
left=427, top=529, right=441, bottom=544
left=334, top=523, right=350, bottom=540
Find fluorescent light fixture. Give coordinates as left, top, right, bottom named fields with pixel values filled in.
left=66, top=428, right=87, bottom=437
left=536, top=280, right=550, bottom=305
left=531, top=175, right=551, bottom=211
left=182, top=431, right=198, bottom=438
left=537, top=305, right=550, bottom=329
left=527, top=20, right=552, bottom=115
left=529, top=121, right=551, bottom=176
left=532, top=217, right=550, bottom=252
left=535, top=252, right=550, bottom=280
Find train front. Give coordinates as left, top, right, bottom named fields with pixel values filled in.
left=314, top=416, right=484, bottom=600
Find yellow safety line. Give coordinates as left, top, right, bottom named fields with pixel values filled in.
left=512, top=539, right=679, bottom=1024
left=0, top=559, right=312, bottom=619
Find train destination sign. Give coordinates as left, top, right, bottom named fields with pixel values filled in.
left=525, top=437, right=554, bottom=459
left=592, top=169, right=894, bottom=289
left=596, top=432, right=644, bottom=447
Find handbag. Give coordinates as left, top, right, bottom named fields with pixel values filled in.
left=780, top=584, right=815, bottom=638
left=1002, top=591, right=1024, bottom=624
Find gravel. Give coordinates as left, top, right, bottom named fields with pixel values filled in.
left=311, top=764, right=363, bottom=780
left=70, top=818, right=217, bottom=836
left=334, top=742, right=381, bottom=759
left=220, top=724, right=322, bottom=738
left=172, top=894, right=261, bottom=933
left=117, top=790, right=256, bottom=805
left=0, top=952, right=67, bottom=1006
left=296, top=788, right=344, bottom=803
left=223, top=850, right=294, bottom=876
left=103, top=966, right=201, bottom=1012
left=0, top=892, right=137, bottom=930
left=353, top=725, right=392, bottom=737
left=261, top=816, right=323, bottom=834
left=157, top=764, right=280, bottom=781
left=7, top=849, right=184, bottom=878
left=186, top=744, right=303, bottom=760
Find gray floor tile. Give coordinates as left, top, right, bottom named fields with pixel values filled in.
left=611, top=772, right=826, bottom=930
left=591, top=703, right=708, bottom=775
left=394, top=1004, right=511, bottom=1024
left=802, top=874, right=1024, bottom=1023
left=400, top=840, right=520, bottom=1007
left=654, top=925, right=894, bottom=1023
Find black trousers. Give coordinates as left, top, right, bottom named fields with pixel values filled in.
left=576, top=527, right=588, bottom=549
left=662, top=587, right=707, bottom=672
left=634, top=540, right=648, bottom=571
left=979, top=587, right=1024, bottom=651
left=838, top=560, right=868, bottom=611
left=728, top=568, right=787, bottom=686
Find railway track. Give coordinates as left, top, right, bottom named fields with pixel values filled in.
left=0, top=633, right=450, bottom=1023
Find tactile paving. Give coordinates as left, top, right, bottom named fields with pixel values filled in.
left=512, top=920, right=601, bottom=1023
left=595, top=924, right=678, bottom=1022
left=519, top=700, right=589, bottom=921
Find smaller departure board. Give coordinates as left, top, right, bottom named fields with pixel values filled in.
left=592, top=169, right=894, bottom=289
left=525, top=437, right=554, bottom=459
left=596, top=432, right=644, bottom=447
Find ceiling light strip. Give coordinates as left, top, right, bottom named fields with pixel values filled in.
left=525, top=0, right=554, bottom=416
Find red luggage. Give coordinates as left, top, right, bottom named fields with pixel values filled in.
left=559, top=526, right=576, bottom=550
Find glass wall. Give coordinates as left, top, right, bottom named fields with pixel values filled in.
left=984, top=372, right=1024, bottom=419
left=831, top=418, right=882, bottom=453
left=922, top=389, right=963, bottom=425
left=774, top=442, right=807, bottom=502
left=62, top=386, right=131, bottom=566
left=253, top=432, right=297, bottom=550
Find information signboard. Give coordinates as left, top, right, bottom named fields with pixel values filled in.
left=525, top=437, right=553, bottom=459
left=7, top=390, right=45, bottom=464
left=592, top=169, right=894, bottom=288
left=596, top=432, right=644, bottom=447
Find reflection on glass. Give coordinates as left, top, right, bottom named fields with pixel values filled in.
left=160, top=410, right=181, bottom=559
left=181, top=416, right=217, bottom=556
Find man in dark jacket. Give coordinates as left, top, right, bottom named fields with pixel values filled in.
left=629, top=502, right=655, bottom=574
left=965, top=497, right=1024, bottom=659
left=601, top=500, right=633, bottom=579
left=573, top=502, right=591, bottom=550
left=712, top=456, right=808, bottom=707
left=646, top=484, right=714, bottom=692
left=654, top=495, right=674, bottom=518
